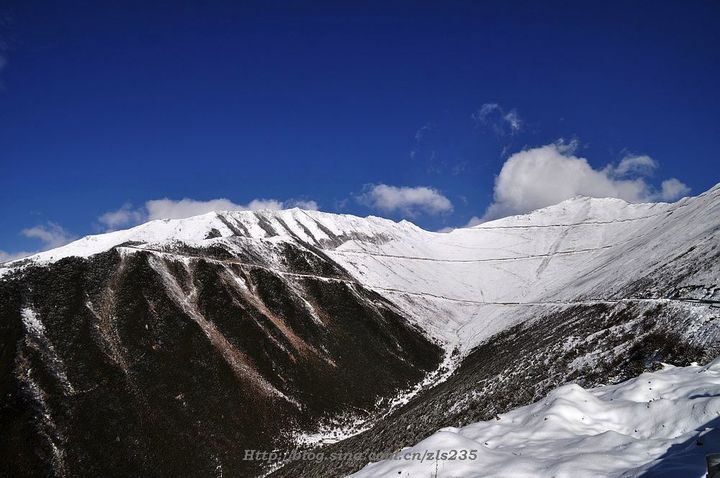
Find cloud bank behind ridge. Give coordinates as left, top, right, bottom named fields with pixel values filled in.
left=358, top=184, right=454, bottom=217
left=469, top=142, right=690, bottom=225
left=98, top=197, right=319, bottom=231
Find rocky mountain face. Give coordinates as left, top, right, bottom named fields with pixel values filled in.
left=0, top=234, right=441, bottom=477
left=1, top=185, right=719, bottom=477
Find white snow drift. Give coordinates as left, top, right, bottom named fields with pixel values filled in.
left=350, top=359, right=720, bottom=478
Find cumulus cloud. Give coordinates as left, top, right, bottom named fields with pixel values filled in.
left=98, top=197, right=319, bottom=231
left=658, top=178, right=691, bottom=202
left=462, top=216, right=484, bottom=228
left=358, top=184, right=453, bottom=217
left=437, top=215, right=484, bottom=233
left=0, top=222, right=77, bottom=263
left=144, top=198, right=283, bottom=221
left=482, top=143, right=690, bottom=220
left=97, top=203, right=146, bottom=230
left=0, top=249, right=35, bottom=263
left=286, top=199, right=319, bottom=210
left=609, top=154, right=658, bottom=177
left=21, top=222, right=76, bottom=249
left=472, top=103, right=523, bottom=135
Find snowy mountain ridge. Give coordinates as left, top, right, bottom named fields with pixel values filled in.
left=0, top=193, right=683, bottom=267
left=3, top=185, right=719, bottom=354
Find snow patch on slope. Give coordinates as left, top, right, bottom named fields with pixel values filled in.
left=350, top=359, right=720, bottom=478
left=294, top=350, right=460, bottom=447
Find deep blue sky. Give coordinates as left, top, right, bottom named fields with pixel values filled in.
left=1, top=1, right=719, bottom=256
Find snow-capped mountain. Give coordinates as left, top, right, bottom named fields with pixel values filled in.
left=7, top=185, right=717, bottom=351
left=1, top=184, right=718, bottom=477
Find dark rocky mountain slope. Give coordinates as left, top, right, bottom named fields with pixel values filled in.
left=0, top=244, right=441, bottom=477
left=1, top=185, right=719, bottom=477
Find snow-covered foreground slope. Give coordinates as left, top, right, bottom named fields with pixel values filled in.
left=350, top=359, right=720, bottom=478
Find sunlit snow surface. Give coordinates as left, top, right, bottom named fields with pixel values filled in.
left=349, top=359, right=720, bottom=478
left=5, top=187, right=716, bottom=356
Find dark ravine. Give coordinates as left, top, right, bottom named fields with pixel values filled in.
left=0, top=245, right=442, bottom=477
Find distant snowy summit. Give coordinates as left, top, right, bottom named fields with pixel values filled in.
left=4, top=187, right=711, bottom=268
left=0, top=208, right=421, bottom=267
left=4, top=183, right=719, bottom=353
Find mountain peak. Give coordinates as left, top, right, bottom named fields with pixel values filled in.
left=3, top=184, right=718, bottom=272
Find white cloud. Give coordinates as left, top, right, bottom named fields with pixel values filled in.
left=0, top=222, right=77, bottom=263
left=21, top=222, right=76, bottom=249
left=0, top=250, right=35, bottom=263
left=464, top=216, right=484, bottom=228
left=474, top=103, right=499, bottom=119
left=97, top=203, right=146, bottom=230
left=482, top=143, right=690, bottom=220
left=358, top=184, right=453, bottom=217
left=472, top=103, right=523, bottom=135
left=437, top=215, right=484, bottom=233
left=609, top=154, right=658, bottom=177
left=658, top=178, right=691, bottom=202
left=285, top=199, right=319, bottom=210
left=98, top=197, right=319, bottom=231
left=414, top=124, right=434, bottom=142
left=145, top=198, right=283, bottom=221
left=503, top=110, right=522, bottom=133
